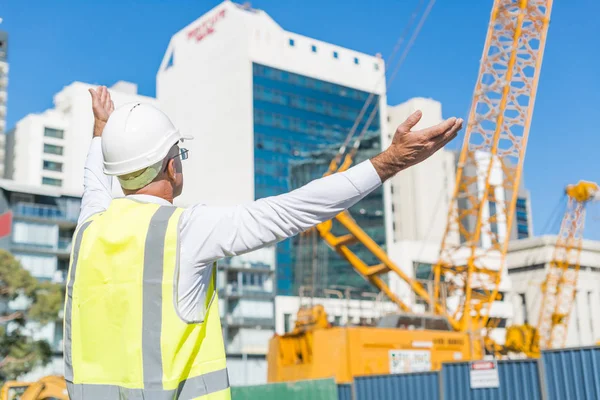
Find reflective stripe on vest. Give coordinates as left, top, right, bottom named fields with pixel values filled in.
left=66, top=369, right=229, bottom=400
left=64, top=201, right=230, bottom=400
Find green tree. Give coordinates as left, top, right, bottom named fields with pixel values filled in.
left=0, top=250, right=64, bottom=380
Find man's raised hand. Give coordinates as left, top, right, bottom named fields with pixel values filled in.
left=371, top=110, right=463, bottom=181
left=89, top=86, right=115, bottom=137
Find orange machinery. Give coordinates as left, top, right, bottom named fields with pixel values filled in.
left=0, top=376, right=68, bottom=400
left=268, top=306, right=477, bottom=384
left=268, top=0, right=553, bottom=383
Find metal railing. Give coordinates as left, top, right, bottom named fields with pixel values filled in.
left=11, top=239, right=72, bottom=254
left=226, top=316, right=275, bottom=328
left=221, top=285, right=274, bottom=298
left=12, top=202, right=77, bottom=223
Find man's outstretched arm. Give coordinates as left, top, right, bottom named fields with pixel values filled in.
left=183, top=111, right=463, bottom=264
left=78, top=86, right=114, bottom=225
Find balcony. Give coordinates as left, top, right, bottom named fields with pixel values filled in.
left=226, top=316, right=275, bottom=329
left=12, top=203, right=78, bottom=224
left=11, top=239, right=72, bottom=256
left=58, top=239, right=72, bottom=253
left=220, top=284, right=274, bottom=299
left=218, top=261, right=273, bottom=273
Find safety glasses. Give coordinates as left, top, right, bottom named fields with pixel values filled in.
left=164, top=148, right=189, bottom=172
left=170, top=148, right=189, bottom=161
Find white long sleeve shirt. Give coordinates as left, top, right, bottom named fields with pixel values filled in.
left=79, top=138, right=382, bottom=321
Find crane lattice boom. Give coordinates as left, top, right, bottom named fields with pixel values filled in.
left=433, top=0, right=552, bottom=333
left=537, top=181, right=599, bottom=350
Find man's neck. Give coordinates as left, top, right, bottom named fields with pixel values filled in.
left=124, top=182, right=174, bottom=204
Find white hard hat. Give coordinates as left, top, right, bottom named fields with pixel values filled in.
left=101, top=102, right=193, bottom=176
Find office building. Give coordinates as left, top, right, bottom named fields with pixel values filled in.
left=4, top=81, right=157, bottom=196
left=507, top=236, right=600, bottom=346
left=157, top=0, right=387, bottom=295
left=0, top=180, right=81, bottom=380
left=217, top=246, right=276, bottom=386
left=0, top=29, right=8, bottom=178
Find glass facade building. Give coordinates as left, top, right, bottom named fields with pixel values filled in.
left=252, top=63, right=384, bottom=295
left=289, top=134, right=385, bottom=294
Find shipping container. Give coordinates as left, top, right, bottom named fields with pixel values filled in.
left=441, top=359, right=543, bottom=400
left=231, top=378, right=338, bottom=400
left=354, top=371, right=440, bottom=400
left=337, top=384, right=353, bottom=400
left=541, top=346, right=600, bottom=400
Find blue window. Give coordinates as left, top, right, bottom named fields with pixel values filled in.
left=289, top=38, right=295, bottom=46
left=44, top=127, right=64, bottom=139
left=43, top=160, right=63, bottom=172
left=333, top=51, right=338, bottom=59
left=42, top=177, right=62, bottom=187
left=311, top=45, right=317, bottom=53
left=354, top=57, right=359, bottom=65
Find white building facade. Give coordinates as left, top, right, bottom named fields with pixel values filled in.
left=5, top=81, right=156, bottom=196
left=157, top=0, right=388, bottom=296
left=507, top=236, right=600, bottom=347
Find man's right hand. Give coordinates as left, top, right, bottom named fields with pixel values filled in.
left=371, top=110, right=463, bottom=181
left=89, top=86, right=115, bottom=138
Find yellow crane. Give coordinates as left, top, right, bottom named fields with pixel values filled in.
left=504, top=182, right=599, bottom=357
left=432, top=0, right=553, bottom=341
left=536, top=181, right=599, bottom=350
left=268, top=0, right=553, bottom=383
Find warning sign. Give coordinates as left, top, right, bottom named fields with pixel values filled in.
left=469, top=360, right=500, bottom=389
left=389, top=350, right=431, bottom=374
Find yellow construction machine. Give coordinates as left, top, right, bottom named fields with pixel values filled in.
left=268, top=0, right=553, bottom=383
left=0, top=376, right=68, bottom=400
left=268, top=305, right=479, bottom=383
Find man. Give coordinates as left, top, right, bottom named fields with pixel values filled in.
left=64, top=86, right=462, bottom=400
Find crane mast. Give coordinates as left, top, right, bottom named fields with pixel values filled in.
left=432, top=0, right=552, bottom=334
left=537, top=181, right=599, bottom=350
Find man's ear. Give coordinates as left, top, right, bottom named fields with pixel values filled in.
left=166, top=159, right=177, bottom=182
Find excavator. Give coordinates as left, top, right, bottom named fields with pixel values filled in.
left=0, top=376, right=67, bottom=400
left=268, top=0, right=554, bottom=384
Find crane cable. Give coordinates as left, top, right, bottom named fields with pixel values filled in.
left=325, top=0, right=434, bottom=175
left=343, top=0, right=438, bottom=165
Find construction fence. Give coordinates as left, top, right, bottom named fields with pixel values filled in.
left=232, top=346, right=599, bottom=400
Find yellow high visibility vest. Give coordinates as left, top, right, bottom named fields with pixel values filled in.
left=63, top=198, right=231, bottom=400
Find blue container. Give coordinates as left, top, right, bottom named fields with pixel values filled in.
left=354, top=371, right=440, bottom=400
left=337, top=384, right=353, bottom=400
left=542, top=346, right=600, bottom=400
left=442, top=359, right=543, bottom=400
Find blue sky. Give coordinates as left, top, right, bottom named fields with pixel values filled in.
left=1, top=0, right=599, bottom=239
